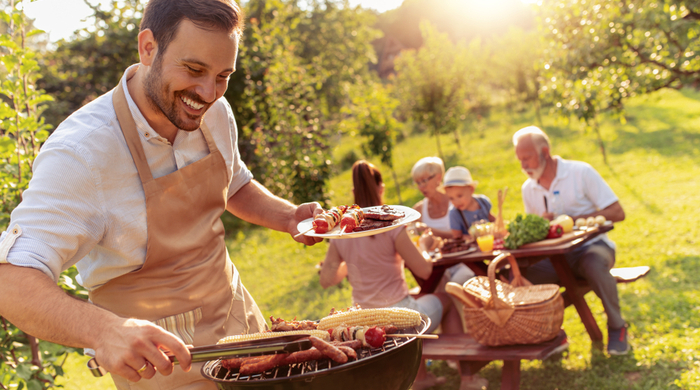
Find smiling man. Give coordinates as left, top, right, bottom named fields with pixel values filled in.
left=0, top=1, right=322, bottom=389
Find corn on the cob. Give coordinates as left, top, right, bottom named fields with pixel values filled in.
left=317, top=308, right=422, bottom=330
left=217, top=330, right=330, bottom=344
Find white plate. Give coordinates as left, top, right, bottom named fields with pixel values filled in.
left=439, top=246, right=478, bottom=258
left=297, top=205, right=420, bottom=239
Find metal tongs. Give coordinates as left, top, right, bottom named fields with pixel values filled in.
left=87, top=334, right=312, bottom=377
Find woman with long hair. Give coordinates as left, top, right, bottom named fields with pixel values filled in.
left=320, top=160, right=486, bottom=390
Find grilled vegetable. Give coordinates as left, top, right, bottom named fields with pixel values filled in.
left=317, top=307, right=421, bottom=330
left=504, top=214, right=550, bottom=249
left=217, top=330, right=330, bottom=344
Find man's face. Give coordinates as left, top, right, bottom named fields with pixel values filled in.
left=515, top=137, right=547, bottom=180
left=144, top=19, right=238, bottom=131
left=445, top=185, right=474, bottom=210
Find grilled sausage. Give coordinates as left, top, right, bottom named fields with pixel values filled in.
left=309, top=336, right=347, bottom=364
left=239, top=353, right=288, bottom=376
left=221, top=355, right=268, bottom=370
left=336, top=346, right=357, bottom=360
left=280, top=347, right=324, bottom=365
left=331, top=339, right=362, bottom=349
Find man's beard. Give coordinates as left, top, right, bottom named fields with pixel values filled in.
left=144, top=57, right=208, bottom=131
left=523, top=153, right=547, bottom=180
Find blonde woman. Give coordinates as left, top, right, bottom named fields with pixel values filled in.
left=411, top=157, right=475, bottom=288
left=411, top=157, right=454, bottom=238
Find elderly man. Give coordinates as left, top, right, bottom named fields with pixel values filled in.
left=512, top=126, right=629, bottom=355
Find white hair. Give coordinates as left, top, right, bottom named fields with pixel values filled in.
left=513, top=126, right=551, bottom=154
left=411, top=157, right=445, bottom=179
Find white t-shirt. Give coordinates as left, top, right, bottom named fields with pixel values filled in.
left=521, top=157, right=618, bottom=249
left=0, top=65, right=253, bottom=290
left=421, top=198, right=454, bottom=232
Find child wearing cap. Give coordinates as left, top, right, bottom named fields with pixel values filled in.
left=443, top=166, right=496, bottom=239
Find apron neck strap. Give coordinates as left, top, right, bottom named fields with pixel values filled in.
left=199, top=119, right=219, bottom=155
left=113, top=79, right=154, bottom=184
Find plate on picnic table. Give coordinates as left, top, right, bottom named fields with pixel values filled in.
left=440, top=246, right=478, bottom=258
left=296, top=205, right=420, bottom=239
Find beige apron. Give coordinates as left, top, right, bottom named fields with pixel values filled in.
left=89, top=75, right=267, bottom=390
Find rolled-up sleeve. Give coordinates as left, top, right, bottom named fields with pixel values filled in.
left=0, top=141, right=105, bottom=282
left=224, top=100, right=253, bottom=196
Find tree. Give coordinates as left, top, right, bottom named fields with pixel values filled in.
left=227, top=0, right=332, bottom=204
left=487, top=26, right=545, bottom=127
left=228, top=0, right=381, bottom=205
left=38, top=0, right=141, bottom=128
left=537, top=0, right=700, bottom=163
left=340, top=81, right=403, bottom=203
left=0, top=2, right=82, bottom=388
left=394, top=22, right=484, bottom=159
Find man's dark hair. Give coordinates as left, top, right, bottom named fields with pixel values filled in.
left=140, top=0, right=244, bottom=56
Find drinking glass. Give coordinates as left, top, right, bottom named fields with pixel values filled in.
left=473, top=220, right=495, bottom=252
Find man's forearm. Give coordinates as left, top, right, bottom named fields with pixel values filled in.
left=0, top=263, right=116, bottom=349
left=573, top=201, right=626, bottom=223
left=226, top=180, right=296, bottom=232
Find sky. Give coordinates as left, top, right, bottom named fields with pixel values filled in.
left=21, top=0, right=405, bottom=43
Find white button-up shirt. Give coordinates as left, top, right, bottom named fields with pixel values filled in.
left=0, top=65, right=253, bottom=290
left=521, top=156, right=618, bottom=249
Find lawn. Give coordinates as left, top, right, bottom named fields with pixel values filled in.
left=58, top=88, right=700, bottom=389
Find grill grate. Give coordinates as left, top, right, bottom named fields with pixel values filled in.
left=204, top=320, right=424, bottom=383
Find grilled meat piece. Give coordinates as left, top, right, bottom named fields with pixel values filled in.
left=352, top=219, right=394, bottom=232
left=270, top=316, right=318, bottom=331
left=363, top=205, right=405, bottom=221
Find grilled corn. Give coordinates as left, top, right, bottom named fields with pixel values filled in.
left=217, top=330, right=330, bottom=344
left=317, top=308, right=422, bottom=330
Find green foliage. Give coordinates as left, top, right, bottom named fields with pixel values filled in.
left=228, top=0, right=380, bottom=205
left=339, top=81, right=404, bottom=201
left=504, top=213, right=550, bottom=249
left=486, top=26, right=544, bottom=119
left=537, top=0, right=700, bottom=123
left=37, top=0, right=141, bottom=128
left=228, top=0, right=331, bottom=204
left=394, top=22, right=487, bottom=158
left=0, top=2, right=81, bottom=388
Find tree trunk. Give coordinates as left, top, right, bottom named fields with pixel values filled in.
left=391, top=167, right=402, bottom=205
left=535, top=95, right=544, bottom=130
left=433, top=118, right=443, bottom=161
left=591, top=117, right=609, bottom=166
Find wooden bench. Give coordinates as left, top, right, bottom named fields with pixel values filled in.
left=563, top=266, right=650, bottom=307
left=421, top=330, right=569, bottom=390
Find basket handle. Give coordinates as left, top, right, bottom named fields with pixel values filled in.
left=481, top=252, right=518, bottom=327
left=487, top=252, right=522, bottom=297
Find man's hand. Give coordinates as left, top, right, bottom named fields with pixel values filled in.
left=289, top=202, right=324, bottom=245
left=541, top=212, right=556, bottom=221
left=94, top=318, right=191, bottom=382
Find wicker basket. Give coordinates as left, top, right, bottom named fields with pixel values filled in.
left=447, top=252, right=564, bottom=347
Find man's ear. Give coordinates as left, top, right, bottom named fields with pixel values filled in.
left=541, top=146, right=551, bottom=159
left=138, top=29, right=158, bottom=66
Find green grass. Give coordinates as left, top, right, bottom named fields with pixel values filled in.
left=60, top=88, right=700, bottom=389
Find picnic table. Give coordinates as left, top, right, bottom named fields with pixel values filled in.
left=413, top=224, right=615, bottom=342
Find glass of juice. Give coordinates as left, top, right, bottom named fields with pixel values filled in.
left=476, top=234, right=494, bottom=252
left=473, top=220, right=495, bottom=252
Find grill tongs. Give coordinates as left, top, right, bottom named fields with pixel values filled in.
left=88, top=334, right=312, bottom=377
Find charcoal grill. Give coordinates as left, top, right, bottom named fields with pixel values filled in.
left=202, top=314, right=430, bottom=390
